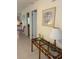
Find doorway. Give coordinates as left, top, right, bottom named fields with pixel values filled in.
left=31, top=10, right=37, bottom=38
left=27, top=13, right=30, bottom=37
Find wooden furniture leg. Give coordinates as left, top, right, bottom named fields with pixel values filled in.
left=39, top=49, right=41, bottom=59
left=48, top=44, right=51, bottom=59
left=48, top=43, right=50, bottom=52
left=39, top=41, right=41, bottom=59
left=31, top=40, right=33, bottom=52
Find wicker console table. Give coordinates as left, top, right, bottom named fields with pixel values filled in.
left=31, top=38, right=62, bottom=59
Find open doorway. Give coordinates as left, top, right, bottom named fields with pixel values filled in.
left=27, top=13, right=30, bottom=38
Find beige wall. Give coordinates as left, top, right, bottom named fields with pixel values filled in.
left=21, top=0, right=62, bottom=48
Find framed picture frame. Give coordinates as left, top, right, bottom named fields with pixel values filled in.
left=42, top=7, right=56, bottom=27
left=51, top=0, right=56, bottom=2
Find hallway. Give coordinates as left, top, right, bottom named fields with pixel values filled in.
left=17, top=33, right=47, bottom=59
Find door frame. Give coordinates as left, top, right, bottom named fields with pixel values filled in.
left=31, top=9, right=37, bottom=39
left=26, top=12, right=30, bottom=37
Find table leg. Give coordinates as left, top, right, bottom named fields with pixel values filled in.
left=31, top=40, right=33, bottom=52
left=39, top=41, right=41, bottom=59
left=48, top=43, right=51, bottom=59
left=39, top=49, right=41, bottom=59
left=48, top=43, right=49, bottom=52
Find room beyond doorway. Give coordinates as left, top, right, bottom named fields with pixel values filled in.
left=27, top=12, right=30, bottom=38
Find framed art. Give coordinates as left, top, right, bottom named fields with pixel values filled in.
left=51, top=0, right=56, bottom=2
left=42, top=7, right=56, bottom=27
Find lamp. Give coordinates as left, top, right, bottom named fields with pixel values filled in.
left=17, top=20, right=20, bottom=26
left=49, top=28, right=62, bottom=47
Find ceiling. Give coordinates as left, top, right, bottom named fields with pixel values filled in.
left=17, top=0, right=38, bottom=15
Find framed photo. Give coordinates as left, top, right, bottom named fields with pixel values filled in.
left=42, top=7, right=56, bottom=27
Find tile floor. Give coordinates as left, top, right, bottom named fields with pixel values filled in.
left=17, top=32, right=48, bottom=59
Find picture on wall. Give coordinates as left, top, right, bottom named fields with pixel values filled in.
left=42, top=7, right=56, bottom=27
left=52, top=0, right=56, bottom=2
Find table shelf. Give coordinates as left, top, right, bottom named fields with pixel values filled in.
left=31, top=38, right=62, bottom=59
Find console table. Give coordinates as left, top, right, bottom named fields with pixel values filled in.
left=31, top=38, right=62, bottom=59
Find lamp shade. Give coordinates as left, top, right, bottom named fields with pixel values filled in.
left=17, top=20, right=20, bottom=25
left=49, top=28, right=62, bottom=40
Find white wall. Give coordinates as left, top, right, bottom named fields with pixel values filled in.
left=21, top=0, right=62, bottom=48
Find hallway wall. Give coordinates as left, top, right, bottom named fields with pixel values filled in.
left=21, top=0, right=62, bottom=48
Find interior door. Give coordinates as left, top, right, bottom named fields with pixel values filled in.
left=27, top=13, right=30, bottom=37
left=32, top=10, right=37, bottom=38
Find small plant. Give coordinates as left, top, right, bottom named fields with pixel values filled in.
left=38, top=34, right=44, bottom=40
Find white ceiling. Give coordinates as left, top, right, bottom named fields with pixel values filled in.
left=17, top=0, right=37, bottom=15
